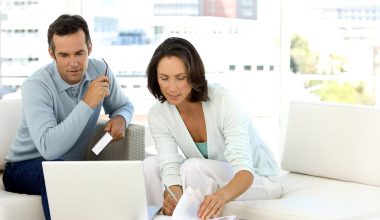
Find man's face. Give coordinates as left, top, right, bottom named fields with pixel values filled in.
left=49, top=29, right=92, bottom=85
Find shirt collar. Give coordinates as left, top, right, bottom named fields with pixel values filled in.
left=51, top=61, right=91, bottom=93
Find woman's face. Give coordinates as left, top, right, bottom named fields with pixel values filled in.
left=157, top=56, right=192, bottom=106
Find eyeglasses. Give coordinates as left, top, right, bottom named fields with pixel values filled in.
left=102, top=58, right=108, bottom=77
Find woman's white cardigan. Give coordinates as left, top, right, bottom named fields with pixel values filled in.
left=148, top=85, right=279, bottom=186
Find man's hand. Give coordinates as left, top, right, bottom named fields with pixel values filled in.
left=105, top=116, right=126, bottom=141
left=83, top=76, right=110, bottom=109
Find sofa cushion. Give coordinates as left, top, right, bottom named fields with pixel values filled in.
left=222, top=173, right=380, bottom=220
left=0, top=174, right=44, bottom=220
left=281, top=101, right=380, bottom=187
left=0, top=100, right=22, bottom=171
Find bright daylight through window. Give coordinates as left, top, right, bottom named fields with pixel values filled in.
left=1, top=0, right=379, bottom=160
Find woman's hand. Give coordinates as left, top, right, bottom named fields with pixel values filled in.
left=198, top=170, right=254, bottom=219
left=198, top=192, right=226, bottom=219
left=162, top=185, right=183, bottom=216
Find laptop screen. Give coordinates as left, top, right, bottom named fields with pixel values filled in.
left=43, top=160, right=153, bottom=220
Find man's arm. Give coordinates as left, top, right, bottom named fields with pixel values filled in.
left=104, top=115, right=126, bottom=141
left=101, top=66, right=134, bottom=140
left=22, top=80, right=94, bottom=160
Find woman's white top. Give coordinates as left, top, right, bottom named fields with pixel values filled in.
left=148, top=84, right=279, bottom=186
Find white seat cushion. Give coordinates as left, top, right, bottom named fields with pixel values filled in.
left=0, top=174, right=44, bottom=220
left=0, top=99, right=22, bottom=171
left=222, top=173, right=380, bottom=220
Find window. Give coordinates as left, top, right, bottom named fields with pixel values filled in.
left=229, top=65, right=236, bottom=71
left=0, top=0, right=281, bottom=160
left=286, top=0, right=380, bottom=107
left=244, top=65, right=252, bottom=71
left=0, top=0, right=69, bottom=99
left=6, top=1, right=379, bottom=160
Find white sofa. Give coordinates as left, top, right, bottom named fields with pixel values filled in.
left=222, top=101, right=380, bottom=220
left=0, top=99, right=145, bottom=220
left=2, top=99, right=380, bottom=220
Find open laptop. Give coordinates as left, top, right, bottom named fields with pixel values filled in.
left=42, top=160, right=161, bottom=220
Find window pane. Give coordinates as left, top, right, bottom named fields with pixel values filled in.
left=82, top=0, right=281, bottom=158
left=0, top=0, right=281, bottom=159
left=0, top=0, right=76, bottom=99
left=287, top=0, right=380, bottom=106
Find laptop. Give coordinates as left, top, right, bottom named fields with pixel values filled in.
left=42, top=160, right=161, bottom=220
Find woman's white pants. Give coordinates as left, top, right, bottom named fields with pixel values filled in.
left=143, top=156, right=283, bottom=206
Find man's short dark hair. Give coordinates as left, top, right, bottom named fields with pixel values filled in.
left=146, top=37, right=208, bottom=103
left=47, top=14, right=92, bottom=54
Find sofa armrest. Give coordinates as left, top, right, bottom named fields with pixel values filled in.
left=86, top=119, right=145, bottom=161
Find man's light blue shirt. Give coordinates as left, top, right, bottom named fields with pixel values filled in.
left=6, top=58, right=134, bottom=162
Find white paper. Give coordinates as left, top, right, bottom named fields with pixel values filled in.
left=148, top=206, right=163, bottom=220
left=153, top=216, right=172, bottom=220
left=92, top=132, right=113, bottom=155
left=153, top=187, right=237, bottom=220
left=171, top=187, right=203, bottom=220
left=209, top=215, right=238, bottom=220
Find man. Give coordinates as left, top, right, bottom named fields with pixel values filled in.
left=2, top=14, right=134, bottom=220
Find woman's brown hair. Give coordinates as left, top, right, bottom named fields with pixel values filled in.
left=146, top=37, right=208, bottom=103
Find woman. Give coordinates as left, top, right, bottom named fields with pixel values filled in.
left=144, top=37, right=282, bottom=219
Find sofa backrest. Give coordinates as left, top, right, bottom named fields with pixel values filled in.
left=282, top=101, right=380, bottom=187
left=0, top=99, right=22, bottom=171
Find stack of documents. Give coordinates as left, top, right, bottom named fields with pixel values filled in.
left=154, top=186, right=237, bottom=220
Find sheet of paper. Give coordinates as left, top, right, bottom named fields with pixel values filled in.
left=148, top=206, right=164, bottom=220
left=153, top=216, right=172, bottom=220
left=209, top=215, right=238, bottom=220
left=153, top=187, right=237, bottom=220
left=172, top=187, right=203, bottom=220
left=92, top=132, right=112, bottom=155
